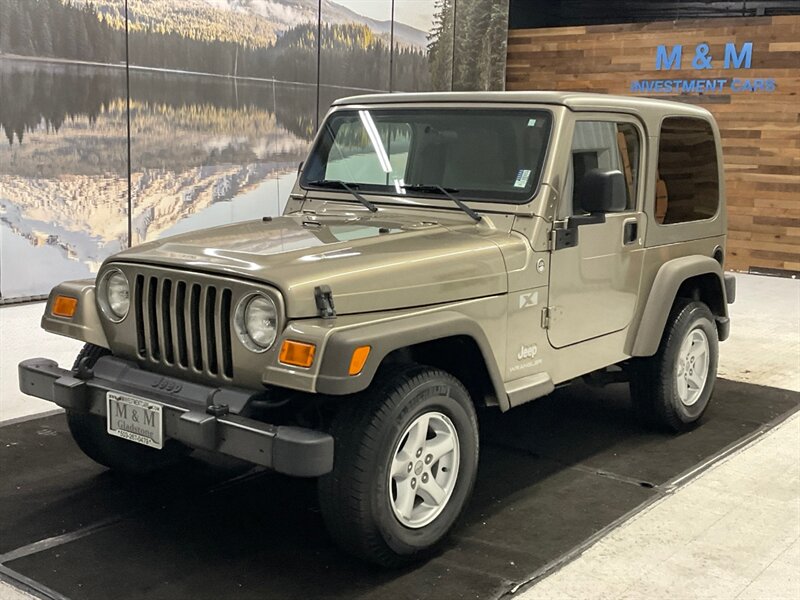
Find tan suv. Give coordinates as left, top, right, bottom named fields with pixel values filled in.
left=19, top=92, right=735, bottom=566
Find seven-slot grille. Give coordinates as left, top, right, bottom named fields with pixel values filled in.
left=134, top=274, right=234, bottom=379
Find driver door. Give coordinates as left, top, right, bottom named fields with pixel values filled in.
left=546, top=116, right=645, bottom=349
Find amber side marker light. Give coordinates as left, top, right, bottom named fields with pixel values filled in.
left=52, top=295, right=78, bottom=318
left=279, top=340, right=316, bottom=368
left=349, top=346, right=371, bottom=376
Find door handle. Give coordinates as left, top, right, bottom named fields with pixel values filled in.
left=623, top=219, right=638, bottom=245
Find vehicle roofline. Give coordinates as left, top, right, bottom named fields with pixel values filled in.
left=330, top=91, right=713, bottom=118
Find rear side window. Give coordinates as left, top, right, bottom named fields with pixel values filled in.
left=656, top=117, right=720, bottom=224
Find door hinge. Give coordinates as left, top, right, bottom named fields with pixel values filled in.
left=551, top=226, right=578, bottom=251
left=541, top=306, right=552, bottom=329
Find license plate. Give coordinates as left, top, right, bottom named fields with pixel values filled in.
left=106, top=392, right=163, bottom=449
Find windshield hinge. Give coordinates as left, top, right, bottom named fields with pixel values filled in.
left=541, top=306, right=552, bottom=329
left=314, top=285, right=336, bottom=319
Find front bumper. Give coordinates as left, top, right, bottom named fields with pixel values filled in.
left=18, top=356, right=333, bottom=477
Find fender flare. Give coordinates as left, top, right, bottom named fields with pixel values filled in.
left=41, top=280, right=110, bottom=349
left=316, top=310, right=508, bottom=409
left=629, top=255, right=727, bottom=357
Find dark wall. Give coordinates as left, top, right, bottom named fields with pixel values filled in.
left=509, top=0, right=800, bottom=29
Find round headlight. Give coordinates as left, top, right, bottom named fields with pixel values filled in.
left=236, top=294, right=278, bottom=352
left=99, top=268, right=130, bottom=321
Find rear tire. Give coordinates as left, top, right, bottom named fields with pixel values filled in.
left=630, top=300, right=719, bottom=432
left=318, top=365, right=479, bottom=567
left=66, top=344, right=190, bottom=474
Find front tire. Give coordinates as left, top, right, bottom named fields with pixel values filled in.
left=67, top=411, right=191, bottom=474
left=66, top=344, right=190, bottom=474
left=318, top=365, right=479, bottom=567
left=630, top=300, right=719, bottom=432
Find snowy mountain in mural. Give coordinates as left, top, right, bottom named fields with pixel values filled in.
left=0, top=0, right=507, bottom=299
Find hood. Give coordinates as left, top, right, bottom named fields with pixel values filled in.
left=112, top=212, right=512, bottom=318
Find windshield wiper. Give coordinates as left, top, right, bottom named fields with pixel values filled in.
left=402, top=184, right=481, bottom=222
left=306, top=179, right=378, bottom=212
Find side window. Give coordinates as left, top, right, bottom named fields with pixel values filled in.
left=324, top=121, right=411, bottom=186
left=656, top=117, right=719, bottom=224
left=562, top=121, right=640, bottom=217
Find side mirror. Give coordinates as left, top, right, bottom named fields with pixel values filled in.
left=575, top=169, right=627, bottom=214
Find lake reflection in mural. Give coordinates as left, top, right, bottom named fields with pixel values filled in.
left=0, top=59, right=314, bottom=296
left=127, top=70, right=314, bottom=244
left=0, top=59, right=128, bottom=297
left=0, top=0, right=508, bottom=300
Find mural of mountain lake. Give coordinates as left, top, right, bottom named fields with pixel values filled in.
left=159, top=170, right=298, bottom=238
left=0, top=59, right=127, bottom=298
left=0, top=58, right=320, bottom=298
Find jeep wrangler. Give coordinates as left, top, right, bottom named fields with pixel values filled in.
left=19, top=92, right=735, bottom=567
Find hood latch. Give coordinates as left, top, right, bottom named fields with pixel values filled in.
left=314, top=285, right=336, bottom=319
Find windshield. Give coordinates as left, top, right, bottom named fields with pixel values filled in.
left=300, top=108, right=552, bottom=203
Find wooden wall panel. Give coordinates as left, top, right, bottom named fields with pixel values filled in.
left=507, top=16, right=800, bottom=273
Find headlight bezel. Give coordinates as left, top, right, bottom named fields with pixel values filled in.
left=234, top=292, right=279, bottom=353
left=97, top=267, right=130, bottom=322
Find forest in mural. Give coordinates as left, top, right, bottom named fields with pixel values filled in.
left=0, top=0, right=509, bottom=300
left=0, top=0, right=429, bottom=88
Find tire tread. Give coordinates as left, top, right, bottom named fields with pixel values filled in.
left=631, top=299, right=718, bottom=432
left=318, top=364, right=475, bottom=567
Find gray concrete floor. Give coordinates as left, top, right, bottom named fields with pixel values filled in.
left=0, top=301, right=82, bottom=423
left=518, top=272, right=800, bottom=599
left=518, top=413, right=800, bottom=600
left=0, top=272, right=798, bottom=599
left=717, top=273, right=800, bottom=393
left=0, top=583, right=36, bottom=600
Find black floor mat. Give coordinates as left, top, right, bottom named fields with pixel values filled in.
left=1, top=379, right=797, bottom=600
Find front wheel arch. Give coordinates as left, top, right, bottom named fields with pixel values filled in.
left=385, top=335, right=499, bottom=409
left=315, top=312, right=508, bottom=409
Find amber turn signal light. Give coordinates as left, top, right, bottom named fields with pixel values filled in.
left=279, top=340, right=316, bottom=368
left=348, top=346, right=371, bottom=376
left=52, top=295, right=78, bottom=318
